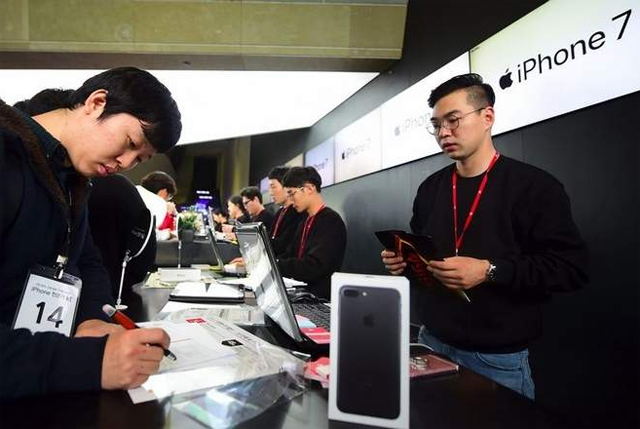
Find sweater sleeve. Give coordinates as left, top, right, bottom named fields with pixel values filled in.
left=496, top=179, right=589, bottom=297
left=0, top=325, right=107, bottom=397
left=278, top=214, right=346, bottom=284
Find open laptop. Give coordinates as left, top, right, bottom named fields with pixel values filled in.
left=235, top=222, right=331, bottom=345
left=205, top=211, right=246, bottom=277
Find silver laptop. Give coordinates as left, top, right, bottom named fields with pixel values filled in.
left=235, top=222, right=331, bottom=345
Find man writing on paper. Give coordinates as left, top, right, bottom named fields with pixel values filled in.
left=381, top=73, right=588, bottom=399
left=0, top=67, right=180, bottom=397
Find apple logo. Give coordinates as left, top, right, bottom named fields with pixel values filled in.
left=394, top=125, right=401, bottom=136
left=499, top=68, right=513, bottom=89
left=363, top=313, right=375, bottom=327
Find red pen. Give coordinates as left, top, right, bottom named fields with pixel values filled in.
left=102, top=304, right=177, bottom=361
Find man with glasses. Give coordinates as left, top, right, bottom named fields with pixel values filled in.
left=381, top=73, right=588, bottom=399
left=276, top=166, right=346, bottom=299
left=240, top=186, right=274, bottom=233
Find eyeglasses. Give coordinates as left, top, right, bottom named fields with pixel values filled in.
left=427, top=106, right=487, bottom=135
left=242, top=199, right=251, bottom=207
left=286, top=187, right=305, bottom=198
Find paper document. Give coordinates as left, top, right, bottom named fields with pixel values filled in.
left=283, top=277, right=307, bottom=288
left=137, top=321, right=237, bottom=373
left=169, top=281, right=244, bottom=302
left=158, top=301, right=265, bottom=326
left=128, top=316, right=304, bottom=404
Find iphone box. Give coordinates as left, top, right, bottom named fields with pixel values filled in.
left=328, top=272, right=409, bottom=428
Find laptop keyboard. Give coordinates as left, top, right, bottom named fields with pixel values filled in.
left=292, top=303, right=331, bottom=330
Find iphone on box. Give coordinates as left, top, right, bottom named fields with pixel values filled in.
left=329, top=273, right=409, bottom=429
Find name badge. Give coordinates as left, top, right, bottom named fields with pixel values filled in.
left=13, top=265, right=82, bottom=337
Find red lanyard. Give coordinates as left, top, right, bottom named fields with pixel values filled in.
left=452, top=152, right=500, bottom=256
left=298, top=205, right=325, bottom=259
left=271, top=205, right=290, bottom=239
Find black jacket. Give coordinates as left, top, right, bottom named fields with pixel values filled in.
left=0, top=99, right=113, bottom=397
left=411, top=155, right=589, bottom=353
left=88, top=174, right=157, bottom=302
left=270, top=205, right=304, bottom=258
left=278, top=207, right=347, bottom=299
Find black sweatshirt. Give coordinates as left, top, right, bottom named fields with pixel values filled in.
left=278, top=207, right=347, bottom=299
left=270, top=205, right=304, bottom=258
left=251, top=209, right=274, bottom=234
left=411, top=155, right=589, bottom=353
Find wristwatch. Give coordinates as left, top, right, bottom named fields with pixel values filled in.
left=486, top=261, right=497, bottom=283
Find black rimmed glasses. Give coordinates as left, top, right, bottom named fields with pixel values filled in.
left=427, top=106, right=488, bottom=135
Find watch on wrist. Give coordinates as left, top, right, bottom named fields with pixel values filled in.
left=486, top=261, right=497, bottom=283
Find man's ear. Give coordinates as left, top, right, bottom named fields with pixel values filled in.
left=83, top=89, right=108, bottom=117
left=483, top=106, right=495, bottom=129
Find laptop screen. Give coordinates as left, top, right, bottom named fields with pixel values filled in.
left=235, top=223, right=303, bottom=342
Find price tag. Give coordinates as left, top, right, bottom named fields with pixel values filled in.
left=12, top=265, right=82, bottom=337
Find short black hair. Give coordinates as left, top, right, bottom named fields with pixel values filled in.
left=229, top=195, right=249, bottom=215
left=282, top=166, right=322, bottom=193
left=21, top=88, right=74, bottom=115
left=428, top=73, right=495, bottom=109
left=267, top=166, right=290, bottom=184
left=13, top=99, right=30, bottom=112
left=68, top=67, right=182, bottom=153
left=140, top=171, right=177, bottom=196
left=240, top=186, right=262, bottom=204
left=212, top=207, right=228, bottom=218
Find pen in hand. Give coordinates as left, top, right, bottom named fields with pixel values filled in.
left=102, top=304, right=177, bottom=361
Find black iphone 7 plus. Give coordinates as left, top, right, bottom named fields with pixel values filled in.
left=337, top=285, right=401, bottom=419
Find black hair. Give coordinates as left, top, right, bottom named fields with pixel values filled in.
left=282, top=166, right=322, bottom=193
left=140, top=171, right=177, bottom=196
left=428, top=73, right=495, bottom=109
left=229, top=195, right=249, bottom=216
left=68, top=67, right=182, bottom=153
left=240, top=186, right=262, bottom=204
left=267, top=166, right=290, bottom=184
left=212, top=207, right=229, bottom=218
left=12, top=99, right=30, bottom=112
left=21, top=88, right=74, bottom=115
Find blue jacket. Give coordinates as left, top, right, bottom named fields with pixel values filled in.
left=0, top=99, right=114, bottom=397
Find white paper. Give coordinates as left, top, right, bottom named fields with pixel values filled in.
left=136, top=321, right=237, bottom=373
left=128, top=316, right=303, bottom=404
left=158, top=301, right=265, bottom=326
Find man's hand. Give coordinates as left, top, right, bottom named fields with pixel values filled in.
left=101, top=328, right=170, bottom=390
left=221, top=224, right=234, bottom=234
left=229, top=257, right=245, bottom=266
left=381, top=249, right=406, bottom=275
left=427, top=256, right=490, bottom=290
left=75, top=319, right=123, bottom=338
left=166, top=201, right=177, bottom=215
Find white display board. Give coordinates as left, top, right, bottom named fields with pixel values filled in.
left=259, top=176, right=271, bottom=204
left=471, top=0, right=640, bottom=135
left=285, top=153, right=304, bottom=168
left=381, top=52, right=470, bottom=169
left=304, top=137, right=335, bottom=187
left=334, top=108, right=382, bottom=183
